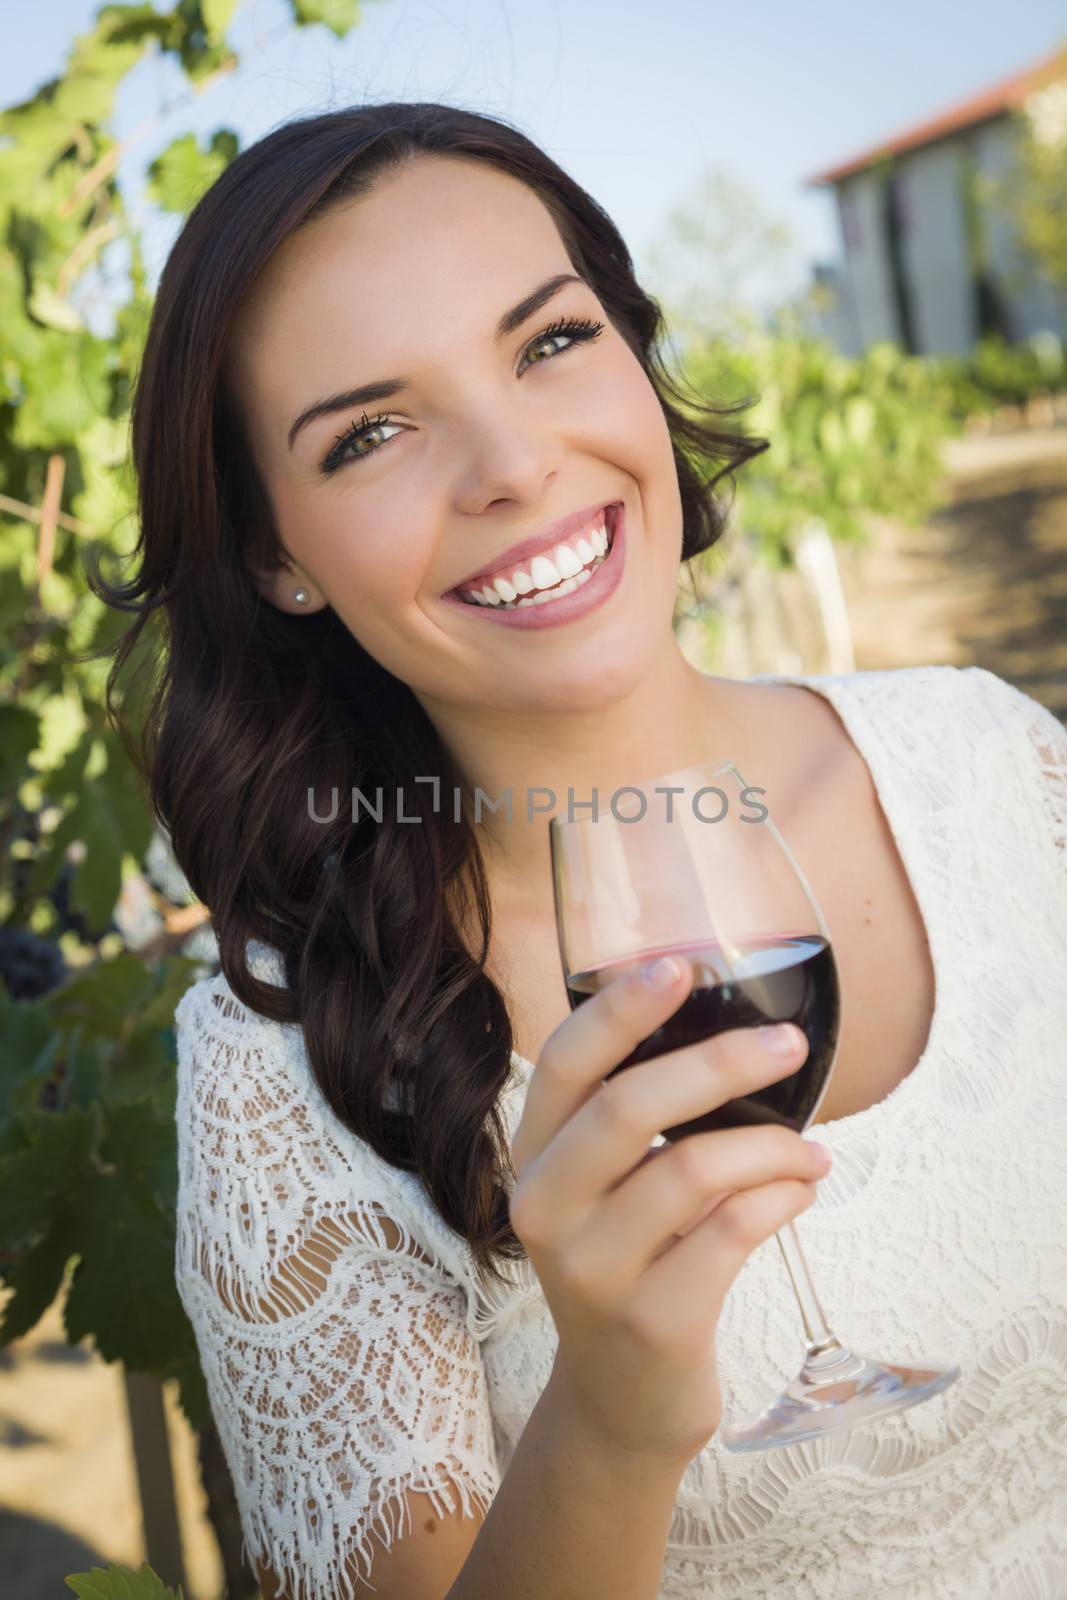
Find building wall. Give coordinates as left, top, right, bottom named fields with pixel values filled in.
left=806, top=262, right=861, bottom=355
left=969, top=118, right=1067, bottom=343
left=828, top=114, right=1067, bottom=357
left=835, top=173, right=900, bottom=350
left=895, top=142, right=974, bottom=356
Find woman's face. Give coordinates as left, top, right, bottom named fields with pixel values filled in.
left=226, top=153, right=684, bottom=718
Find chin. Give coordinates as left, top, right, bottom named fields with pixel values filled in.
left=539, top=641, right=664, bottom=717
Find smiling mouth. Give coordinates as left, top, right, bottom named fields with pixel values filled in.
left=451, top=505, right=618, bottom=611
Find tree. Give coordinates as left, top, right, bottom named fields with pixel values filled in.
left=639, top=164, right=805, bottom=349
left=978, top=42, right=1067, bottom=297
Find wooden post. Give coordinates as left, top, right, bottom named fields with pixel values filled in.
left=794, top=519, right=856, bottom=673
left=36, top=452, right=64, bottom=593
left=122, top=1366, right=190, bottom=1596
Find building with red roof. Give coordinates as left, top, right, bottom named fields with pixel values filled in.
left=805, top=47, right=1067, bottom=357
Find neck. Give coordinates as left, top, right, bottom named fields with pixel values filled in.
left=417, top=639, right=753, bottom=913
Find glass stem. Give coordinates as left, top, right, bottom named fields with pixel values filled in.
left=776, top=1222, right=841, bottom=1357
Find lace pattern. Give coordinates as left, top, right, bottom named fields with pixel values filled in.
left=174, top=982, right=503, bottom=1599
left=174, top=665, right=1067, bottom=1598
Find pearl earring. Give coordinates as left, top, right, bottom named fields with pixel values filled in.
left=294, top=588, right=309, bottom=604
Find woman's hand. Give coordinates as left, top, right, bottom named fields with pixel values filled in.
left=509, top=954, right=829, bottom=1467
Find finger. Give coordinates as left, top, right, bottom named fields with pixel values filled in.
left=521, top=1022, right=808, bottom=1224
left=566, top=1126, right=829, bottom=1297
left=633, top=1177, right=821, bottom=1339
left=512, top=954, right=696, bottom=1173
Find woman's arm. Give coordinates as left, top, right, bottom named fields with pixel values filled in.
left=251, top=1375, right=685, bottom=1600
left=446, top=1371, right=686, bottom=1600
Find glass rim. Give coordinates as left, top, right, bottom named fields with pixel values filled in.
left=547, top=757, right=747, bottom=830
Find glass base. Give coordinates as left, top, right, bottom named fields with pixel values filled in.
left=720, top=1338, right=961, bottom=1454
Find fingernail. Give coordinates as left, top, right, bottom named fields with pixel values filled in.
left=643, top=955, right=682, bottom=992
left=757, top=1023, right=802, bottom=1055
left=806, top=1140, right=833, bottom=1171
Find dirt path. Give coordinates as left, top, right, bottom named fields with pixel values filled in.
left=835, top=422, right=1067, bottom=722
left=0, top=1289, right=223, bottom=1600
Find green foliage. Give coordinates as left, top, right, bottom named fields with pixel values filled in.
left=292, top=0, right=364, bottom=34
left=989, top=48, right=1067, bottom=293
left=681, top=329, right=957, bottom=569
left=0, top=955, right=211, bottom=1424
left=147, top=129, right=240, bottom=216
left=0, top=0, right=365, bottom=1478
left=932, top=332, right=1067, bottom=419
left=65, top=1563, right=183, bottom=1599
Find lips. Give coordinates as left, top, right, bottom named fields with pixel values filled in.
left=440, top=501, right=627, bottom=629
left=447, top=500, right=621, bottom=597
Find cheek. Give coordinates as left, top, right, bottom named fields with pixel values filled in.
left=328, top=515, right=429, bottom=603
left=274, top=477, right=433, bottom=605
left=594, top=346, right=678, bottom=489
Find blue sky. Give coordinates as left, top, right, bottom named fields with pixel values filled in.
left=2, top=0, right=1066, bottom=318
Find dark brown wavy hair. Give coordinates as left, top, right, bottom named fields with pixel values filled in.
left=91, top=101, right=769, bottom=1288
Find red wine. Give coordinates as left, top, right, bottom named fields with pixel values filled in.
left=565, top=935, right=840, bottom=1141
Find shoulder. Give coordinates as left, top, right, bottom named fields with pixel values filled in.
left=172, top=939, right=489, bottom=1306
left=173, top=940, right=305, bottom=1116
left=772, top=662, right=1064, bottom=754
left=821, top=665, right=1067, bottom=870
left=814, top=662, right=1061, bottom=725
left=174, top=940, right=395, bottom=1219
left=744, top=664, right=1065, bottom=829
left=174, top=936, right=286, bottom=1028
left=808, top=663, right=1066, bottom=789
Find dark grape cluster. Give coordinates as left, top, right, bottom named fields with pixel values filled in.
left=0, top=926, right=68, bottom=999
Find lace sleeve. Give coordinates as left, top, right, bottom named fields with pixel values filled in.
left=173, top=976, right=501, bottom=1600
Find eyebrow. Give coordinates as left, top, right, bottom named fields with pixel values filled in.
left=286, top=271, right=588, bottom=451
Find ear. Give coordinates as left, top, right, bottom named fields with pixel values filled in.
left=247, top=559, right=328, bottom=614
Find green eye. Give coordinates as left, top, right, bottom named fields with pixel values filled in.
left=319, top=314, right=605, bottom=476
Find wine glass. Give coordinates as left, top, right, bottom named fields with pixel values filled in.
left=547, top=756, right=960, bottom=1453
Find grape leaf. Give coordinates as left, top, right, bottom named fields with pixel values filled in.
left=0, top=1221, right=73, bottom=1343
left=0, top=1104, right=97, bottom=1247
left=41, top=746, right=153, bottom=932
left=0, top=705, right=41, bottom=791
left=201, top=0, right=240, bottom=42
left=100, top=1098, right=178, bottom=1210
left=64, top=1561, right=183, bottom=1600
left=0, top=991, right=57, bottom=1126
left=51, top=950, right=158, bottom=1039
left=12, top=329, right=112, bottom=448
left=291, top=0, right=363, bottom=38
left=64, top=1157, right=190, bottom=1369
left=146, top=129, right=238, bottom=216
left=159, top=1345, right=212, bottom=1433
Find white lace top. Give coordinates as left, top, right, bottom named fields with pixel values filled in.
left=173, top=664, right=1067, bottom=1600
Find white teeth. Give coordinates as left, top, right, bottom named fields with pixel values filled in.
left=529, top=554, right=561, bottom=589
left=553, top=543, right=583, bottom=579
left=457, top=510, right=615, bottom=609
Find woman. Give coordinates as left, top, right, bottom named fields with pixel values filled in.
left=97, top=103, right=1067, bottom=1599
